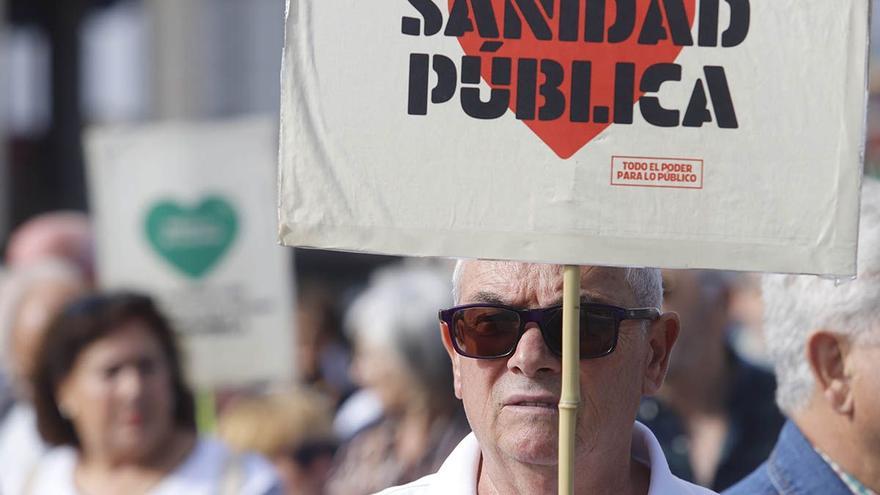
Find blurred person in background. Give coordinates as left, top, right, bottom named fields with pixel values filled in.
left=726, top=178, right=880, bottom=495
left=296, top=282, right=382, bottom=443
left=25, top=291, right=281, bottom=495
left=727, top=272, right=771, bottom=367
left=0, top=211, right=96, bottom=419
left=4, top=211, right=94, bottom=284
left=639, top=269, right=783, bottom=490
left=219, top=388, right=338, bottom=495
left=0, top=259, right=88, bottom=495
left=326, top=264, right=469, bottom=495
left=0, top=316, right=13, bottom=417
left=295, top=284, right=357, bottom=408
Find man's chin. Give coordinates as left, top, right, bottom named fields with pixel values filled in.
left=490, top=409, right=562, bottom=465
left=500, top=432, right=559, bottom=466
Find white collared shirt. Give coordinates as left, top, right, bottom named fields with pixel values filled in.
left=375, top=421, right=718, bottom=495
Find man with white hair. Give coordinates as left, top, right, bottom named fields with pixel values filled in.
left=725, top=177, right=880, bottom=495
left=379, top=260, right=716, bottom=494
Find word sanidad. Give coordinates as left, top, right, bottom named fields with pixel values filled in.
left=402, top=0, right=749, bottom=129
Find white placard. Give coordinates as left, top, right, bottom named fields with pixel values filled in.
left=88, top=117, right=294, bottom=388
left=279, top=0, right=868, bottom=276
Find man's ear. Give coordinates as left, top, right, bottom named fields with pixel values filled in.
left=642, top=312, right=680, bottom=395
left=806, top=331, right=853, bottom=415
left=440, top=322, right=463, bottom=400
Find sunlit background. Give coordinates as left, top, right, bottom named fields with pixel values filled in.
left=0, top=0, right=399, bottom=286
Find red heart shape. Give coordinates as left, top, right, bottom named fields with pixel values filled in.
left=452, top=0, right=696, bottom=158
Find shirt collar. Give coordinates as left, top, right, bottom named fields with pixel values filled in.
left=430, top=422, right=707, bottom=495
left=429, top=431, right=481, bottom=494
left=632, top=421, right=699, bottom=495
left=767, top=421, right=853, bottom=494
left=814, top=447, right=878, bottom=495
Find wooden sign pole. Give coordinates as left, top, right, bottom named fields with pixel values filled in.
left=558, top=265, right=581, bottom=494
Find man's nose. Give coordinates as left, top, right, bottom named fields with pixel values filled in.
left=507, top=323, right=561, bottom=377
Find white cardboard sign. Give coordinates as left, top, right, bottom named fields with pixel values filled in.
left=279, top=0, right=869, bottom=276
left=87, top=117, right=294, bottom=388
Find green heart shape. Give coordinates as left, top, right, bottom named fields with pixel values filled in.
left=145, top=196, right=238, bottom=279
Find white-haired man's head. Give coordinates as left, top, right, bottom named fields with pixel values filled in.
left=764, top=177, right=880, bottom=416
left=452, top=260, right=662, bottom=308
left=443, top=259, right=679, bottom=490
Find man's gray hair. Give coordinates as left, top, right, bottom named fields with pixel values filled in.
left=451, top=260, right=662, bottom=308
left=764, top=177, right=880, bottom=415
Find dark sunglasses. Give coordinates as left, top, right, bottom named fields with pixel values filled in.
left=439, top=303, right=660, bottom=360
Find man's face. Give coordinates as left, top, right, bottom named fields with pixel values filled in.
left=443, top=261, right=677, bottom=466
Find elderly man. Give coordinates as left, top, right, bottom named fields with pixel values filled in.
left=725, top=179, right=880, bottom=495
left=379, top=261, right=715, bottom=494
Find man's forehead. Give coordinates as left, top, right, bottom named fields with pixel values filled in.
left=459, top=261, right=633, bottom=306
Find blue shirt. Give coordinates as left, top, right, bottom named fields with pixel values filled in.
left=723, top=421, right=852, bottom=495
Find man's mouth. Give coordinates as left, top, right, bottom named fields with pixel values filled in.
left=514, top=401, right=556, bottom=409
left=505, top=395, right=559, bottom=409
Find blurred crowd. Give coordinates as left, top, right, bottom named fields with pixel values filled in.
left=0, top=209, right=787, bottom=494
left=0, top=211, right=471, bottom=494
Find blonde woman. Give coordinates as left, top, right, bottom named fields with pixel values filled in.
left=219, top=389, right=338, bottom=495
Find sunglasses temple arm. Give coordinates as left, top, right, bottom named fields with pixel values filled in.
left=624, top=307, right=661, bottom=319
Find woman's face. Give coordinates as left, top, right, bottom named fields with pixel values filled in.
left=351, top=338, right=414, bottom=414
left=57, top=319, right=176, bottom=462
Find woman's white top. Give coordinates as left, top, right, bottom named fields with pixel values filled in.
left=23, top=437, right=281, bottom=495
left=0, top=404, right=46, bottom=495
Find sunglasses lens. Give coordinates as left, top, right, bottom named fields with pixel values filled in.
left=543, top=307, right=618, bottom=358
left=452, top=307, right=521, bottom=358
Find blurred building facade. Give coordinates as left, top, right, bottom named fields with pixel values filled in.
left=1, top=0, right=285, bottom=247
left=0, top=0, right=398, bottom=285
left=0, top=0, right=7, bottom=240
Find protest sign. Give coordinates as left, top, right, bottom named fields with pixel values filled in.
left=87, top=117, right=294, bottom=388
left=279, top=0, right=869, bottom=276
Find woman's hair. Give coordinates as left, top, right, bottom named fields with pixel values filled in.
left=31, top=291, right=196, bottom=447
left=218, top=388, right=336, bottom=462
left=345, top=263, right=456, bottom=413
